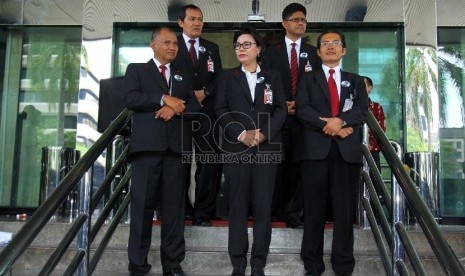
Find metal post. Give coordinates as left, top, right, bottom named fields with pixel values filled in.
left=390, top=140, right=405, bottom=276
left=359, top=123, right=370, bottom=228
left=77, top=168, right=92, bottom=276
left=109, top=135, right=127, bottom=220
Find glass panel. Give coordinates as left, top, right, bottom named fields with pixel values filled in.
left=438, top=27, right=465, bottom=218
left=1, top=26, right=82, bottom=207
left=113, top=23, right=403, bottom=179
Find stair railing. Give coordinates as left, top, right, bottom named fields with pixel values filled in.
left=362, top=111, right=465, bottom=276
left=0, top=108, right=133, bottom=276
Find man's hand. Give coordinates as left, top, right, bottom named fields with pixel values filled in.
left=194, top=89, right=206, bottom=104
left=155, top=106, right=176, bottom=121
left=240, top=129, right=263, bottom=147
left=336, top=127, right=353, bottom=139
left=162, top=95, right=185, bottom=114
left=320, top=117, right=344, bottom=136
left=287, top=101, right=296, bottom=115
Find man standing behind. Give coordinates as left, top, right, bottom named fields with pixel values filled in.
left=174, top=4, right=223, bottom=227
left=261, top=2, right=321, bottom=228
left=362, top=76, right=386, bottom=172
left=123, top=27, right=200, bottom=276
left=296, top=29, right=368, bottom=276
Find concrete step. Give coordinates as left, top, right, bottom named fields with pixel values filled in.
left=1, top=220, right=464, bottom=275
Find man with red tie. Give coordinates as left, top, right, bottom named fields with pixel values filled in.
left=174, top=4, right=223, bottom=226
left=261, top=2, right=321, bottom=229
left=296, top=29, right=368, bottom=276
left=123, top=27, right=200, bottom=276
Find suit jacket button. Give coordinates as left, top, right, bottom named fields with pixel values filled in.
left=194, top=72, right=198, bottom=76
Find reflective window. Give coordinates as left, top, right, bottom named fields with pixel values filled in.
left=0, top=26, right=82, bottom=208
left=438, top=27, right=465, bottom=218
left=113, top=23, right=404, bottom=180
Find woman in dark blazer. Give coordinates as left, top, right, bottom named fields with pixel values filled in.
left=215, top=27, right=287, bottom=276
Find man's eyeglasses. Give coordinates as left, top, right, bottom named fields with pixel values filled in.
left=285, top=18, right=307, bottom=24
left=233, top=42, right=256, bottom=50
left=320, top=40, right=343, bottom=48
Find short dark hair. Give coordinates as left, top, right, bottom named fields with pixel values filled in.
left=282, top=2, right=307, bottom=20
left=317, top=29, right=346, bottom=48
left=178, top=4, right=202, bottom=21
left=233, top=27, right=264, bottom=62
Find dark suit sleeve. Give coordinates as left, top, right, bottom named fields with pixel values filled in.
left=337, top=75, right=368, bottom=126
left=122, top=63, right=163, bottom=112
left=260, top=71, right=286, bottom=141
left=295, top=72, right=326, bottom=130
left=215, top=71, right=245, bottom=140
left=182, top=73, right=201, bottom=114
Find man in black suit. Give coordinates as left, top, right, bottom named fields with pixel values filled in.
left=296, top=29, right=368, bottom=276
left=261, top=2, right=321, bottom=228
left=173, top=4, right=223, bottom=226
left=123, top=26, right=200, bottom=276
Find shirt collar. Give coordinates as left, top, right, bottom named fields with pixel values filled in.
left=153, top=58, right=170, bottom=71
left=182, top=33, right=198, bottom=46
left=241, top=64, right=261, bottom=75
left=285, top=36, right=302, bottom=48
left=322, top=64, right=341, bottom=76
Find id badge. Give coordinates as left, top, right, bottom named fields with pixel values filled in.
left=342, top=98, right=353, bottom=112
left=264, top=84, right=273, bottom=105
left=304, top=60, right=312, bottom=72
left=207, top=56, right=214, bottom=73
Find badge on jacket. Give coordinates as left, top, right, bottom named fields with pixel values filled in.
left=207, top=56, right=214, bottom=73
left=264, top=83, right=273, bottom=105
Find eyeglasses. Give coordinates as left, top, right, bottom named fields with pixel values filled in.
left=233, top=42, right=256, bottom=50
left=285, top=18, right=307, bottom=24
left=320, top=40, right=343, bottom=48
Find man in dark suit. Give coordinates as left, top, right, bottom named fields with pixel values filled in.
left=173, top=4, right=223, bottom=226
left=123, top=26, right=200, bottom=276
left=296, top=29, right=368, bottom=276
left=261, top=2, right=321, bottom=228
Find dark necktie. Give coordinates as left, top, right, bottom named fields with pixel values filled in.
left=189, top=39, right=197, bottom=65
left=290, top=43, right=298, bottom=97
left=328, top=69, right=339, bottom=116
left=159, top=65, right=167, bottom=84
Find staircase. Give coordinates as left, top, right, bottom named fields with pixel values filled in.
left=1, top=220, right=464, bottom=275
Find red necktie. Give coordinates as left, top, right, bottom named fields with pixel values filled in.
left=159, top=65, right=167, bottom=84
left=290, top=43, right=298, bottom=97
left=328, top=69, right=339, bottom=116
left=189, top=39, right=197, bottom=65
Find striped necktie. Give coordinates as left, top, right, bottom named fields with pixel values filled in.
left=290, top=43, right=298, bottom=97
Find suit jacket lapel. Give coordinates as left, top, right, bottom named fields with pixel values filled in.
left=339, top=71, right=352, bottom=111
left=254, top=71, right=267, bottom=104
left=198, top=38, right=207, bottom=66
left=233, top=67, right=253, bottom=104
left=178, top=35, right=196, bottom=68
left=146, top=59, right=169, bottom=92
left=277, top=41, right=291, bottom=79
left=315, top=70, right=330, bottom=103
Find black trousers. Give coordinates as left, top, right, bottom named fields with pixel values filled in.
left=300, top=142, right=360, bottom=274
left=225, top=162, right=277, bottom=268
left=128, top=151, right=186, bottom=272
left=272, top=118, right=303, bottom=222
left=185, top=113, right=223, bottom=220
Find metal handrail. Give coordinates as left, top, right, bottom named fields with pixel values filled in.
left=364, top=111, right=465, bottom=276
left=0, top=108, right=133, bottom=275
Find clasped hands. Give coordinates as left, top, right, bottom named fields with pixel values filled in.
left=239, top=129, right=266, bottom=148
left=155, top=95, right=185, bottom=121
left=320, top=117, right=353, bottom=139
